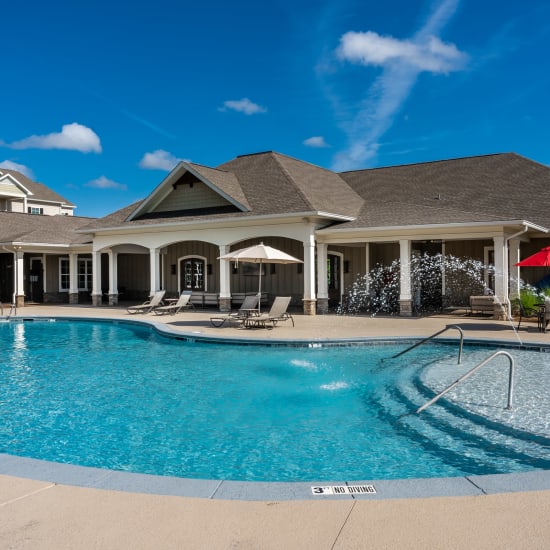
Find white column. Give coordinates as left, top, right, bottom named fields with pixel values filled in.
left=91, top=250, right=102, bottom=305
left=219, top=245, right=231, bottom=299
left=14, top=248, right=24, bottom=306
left=42, top=254, right=47, bottom=293
left=399, top=239, right=412, bottom=316
left=303, top=236, right=316, bottom=301
left=316, top=242, right=328, bottom=300
left=108, top=250, right=118, bottom=295
left=69, top=253, right=78, bottom=294
left=509, top=238, right=521, bottom=300
left=493, top=235, right=509, bottom=317
left=149, top=247, right=161, bottom=295
left=365, top=243, right=370, bottom=291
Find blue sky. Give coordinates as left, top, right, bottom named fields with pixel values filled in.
left=2, top=0, right=550, bottom=218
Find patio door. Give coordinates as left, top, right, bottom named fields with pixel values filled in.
left=28, top=257, right=44, bottom=302
left=327, top=253, right=342, bottom=306
left=180, top=257, right=205, bottom=291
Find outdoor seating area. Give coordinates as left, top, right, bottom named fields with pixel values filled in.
left=153, top=291, right=195, bottom=315
left=210, top=294, right=260, bottom=327
left=126, top=290, right=166, bottom=314
left=241, top=296, right=294, bottom=329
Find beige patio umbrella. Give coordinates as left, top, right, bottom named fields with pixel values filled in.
left=218, top=242, right=303, bottom=312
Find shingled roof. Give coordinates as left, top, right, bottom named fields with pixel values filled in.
left=0, top=212, right=92, bottom=245
left=338, top=153, right=550, bottom=229
left=0, top=169, right=76, bottom=207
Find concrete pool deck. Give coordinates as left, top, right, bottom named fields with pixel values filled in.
left=1, top=304, right=550, bottom=549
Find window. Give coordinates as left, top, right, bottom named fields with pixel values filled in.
left=28, top=206, right=44, bottom=215
left=59, top=258, right=70, bottom=291
left=78, top=259, right=92, bottom=291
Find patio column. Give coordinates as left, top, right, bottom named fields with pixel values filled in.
left=316, top=242, right=329, bottom=314
left=218, top=244, right=231, bottom=312
left=399, top=239, right=412, bottom=316
left=68, top=253, right=79, bottom=304
left=91, top=250, right=103, bottom=306
left=493, top=235, right=509, bottom=319
left=107, top=250, right=119, bottom=306
left=14, top=247, right=25, bottom=307
left=149, top=247, right=161, bottom=296
left=509, top=238, right=521, bottom=301
left=303, top=235, right=316, bottom=315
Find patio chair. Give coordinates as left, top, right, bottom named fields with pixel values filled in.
left=153, top=291, right=195, bottom=315
left=210, top=294, right=260, bottom=327
left=127, top=290, right=166, bottom=314
left=243, top=296, right=294, bottom=329
left=513, top=298, right=542, bottom=331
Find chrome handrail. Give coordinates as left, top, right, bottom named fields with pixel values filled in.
left=416, top=350, right=515, bottom=414
left=391, top=325, right=464, bottom=364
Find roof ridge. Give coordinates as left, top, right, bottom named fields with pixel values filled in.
left=339, top=152, right=515, bottom=175
left=270, top=153, right=316, bottom=210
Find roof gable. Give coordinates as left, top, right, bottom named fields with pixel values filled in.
left=127, top=162, right=250, bottom=221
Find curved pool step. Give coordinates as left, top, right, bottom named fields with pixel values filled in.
left=371, top=379, right=550, bottom=475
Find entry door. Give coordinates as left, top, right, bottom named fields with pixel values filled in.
left=327, top=254, right=341, bottom=306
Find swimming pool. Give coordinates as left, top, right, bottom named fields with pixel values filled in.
left=1, top=319, right=549, bottom=482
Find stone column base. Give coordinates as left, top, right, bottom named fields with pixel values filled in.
left=15, top=295, right=25, bottom=308
left=91, top=294, right=103, bottom=306
left=108, top=294, right=119, bottom=306
left=68, top=292, right=79, bottom=304
left=218, top=297, right=231, bottom=312
left=316, top=298, right=329, bottom=314
left=399, top=299, right=413, bottom=317
left=302, top=299, right=317, bottom=316
left=493, top=300, right=509, bottom=320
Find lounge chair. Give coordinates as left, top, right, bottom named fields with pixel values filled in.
left=210, top=294, right=260, bottom=327
left=127, top=290, right=166, bottom=314
left=153, top=291, right=195, bottom=315
left=243, top=296, right=293, bottom=329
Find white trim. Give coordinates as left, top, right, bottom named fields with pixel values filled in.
left=327, top=250, right=344, bottom=303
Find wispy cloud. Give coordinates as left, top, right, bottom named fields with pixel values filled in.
left=5, top=123, right=102, bottom=153
left=330, top=0, right=467, bottom=171
left=138, top=149, right=188, bottom=171
left=0, top=160, right=35, bottom=179
left=84, top=176, right=127, bottom=190
left=303, top=136, right=331, bottom=148
left=219, top=98, right=267, bottom=115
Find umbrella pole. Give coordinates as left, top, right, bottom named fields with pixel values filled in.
left=258, top=260, right=262, bottom=313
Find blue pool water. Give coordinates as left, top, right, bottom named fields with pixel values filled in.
left=1, top=319, right=549, bottom=482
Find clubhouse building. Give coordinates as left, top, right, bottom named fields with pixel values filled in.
left=1, top=151, right=549, bottom=316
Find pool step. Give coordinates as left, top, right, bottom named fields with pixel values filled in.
left=372, top=377, right=550, bottom=475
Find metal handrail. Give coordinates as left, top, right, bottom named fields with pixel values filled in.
left=416, top=350, right=515, bottom=414
left=391, top=325, right=464, bottom=364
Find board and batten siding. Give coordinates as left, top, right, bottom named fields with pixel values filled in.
left=156, top=181, right=230, bottom=213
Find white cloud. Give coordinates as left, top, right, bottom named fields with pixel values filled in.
left=219, top=98, right=267, bottom=115
left=337, top=31, right=466, bottom=74
left=303, top=136, right=330, bottom=148
left=84, top=176, right=127, bottom=190
left=330, top=0, right=466, bottom=171
left=138, top=149, right=187, bottom=171
left=0, top=160, right=35, bottom=179
left=8, top=123, right=102, bottom=153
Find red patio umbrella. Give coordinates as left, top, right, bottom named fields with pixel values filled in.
left=515, top=246, right=550, bottom=267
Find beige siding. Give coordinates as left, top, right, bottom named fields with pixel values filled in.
left=156, top=182, right=230, bottom=212
left=46, top=255, right=62, bottom=292
left=0, top=179, right=26, bottom=198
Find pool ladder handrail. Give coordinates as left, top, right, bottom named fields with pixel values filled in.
left=391, top=324, right=464, bottom=364
left=416, top=350, right=515, bottom=414
left=0, top=302, right=17, bottom=319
